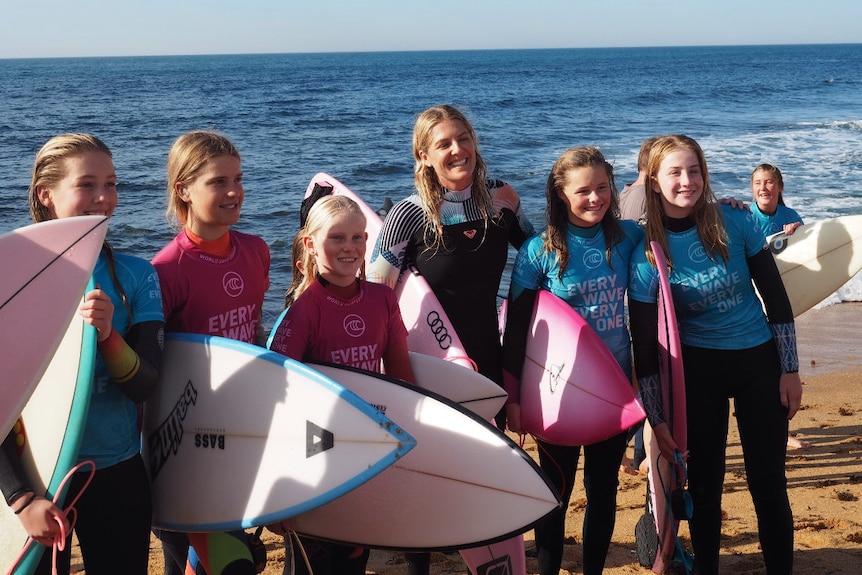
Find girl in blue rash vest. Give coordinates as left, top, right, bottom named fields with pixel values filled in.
left=0, top=134, right=164, bottom=575
left=750, top=163, right=811, bottom=450
left=366, top=104, right=534, bottom=575
left=502, top=146, right=641, bottom=575
left=628, top=135, right=801, bottom=575
left=750, top=163, right=803, bottom=237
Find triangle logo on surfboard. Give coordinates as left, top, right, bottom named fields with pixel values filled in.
left=306, top=421, right=334, bottom=457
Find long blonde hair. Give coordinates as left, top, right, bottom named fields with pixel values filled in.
left=165, top=130, right=241, bottom=230
left=643, top=134, right=728, bottom=268
left=283, top=230, right=314, bottom=308
left=412, top=105, right=493, bottom=252
left=28, top=133, right=112, bottom=223
left=297, top=195, right=366, bottom=294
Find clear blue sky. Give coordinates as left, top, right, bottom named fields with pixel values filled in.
left=2, top=0, right=861, bottom=59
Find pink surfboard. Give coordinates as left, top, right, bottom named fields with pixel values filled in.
left=645, top=241, right=689, bottom=574
left=304, top=173, right=474, bottom=369
left=518, top=290, right=645, bottom=446
left=1, top=216, right=108, bottom=437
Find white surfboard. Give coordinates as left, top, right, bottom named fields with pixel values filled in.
left=304, top=173, right=474, bottom=369
left=283, top=363, right=560, bottom=551
left=0, top=304, right=97, bottom=574
left=1, top=216, right=108, bottom=437
left=768, top=214, right=862, bottom=316
left=403, top=352, right=506, bottom=420
left=272, top=313, right=505, bottom=420
left=142, top=333, right=416, bottom=532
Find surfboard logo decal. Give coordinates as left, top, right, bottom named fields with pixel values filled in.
left=426, top=310, right=453, bottom=350
left=547, top=363, right=565, bottom=393
left=147, top=380, right=198, bottom=480
left=475, top=554, right=512, bottom=575
left=769, top=233, right=789, bottom=254
left=307, top=421, right=334, bottom=457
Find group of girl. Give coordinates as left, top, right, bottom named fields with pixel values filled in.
left=2, top=104, right=800, bottom=575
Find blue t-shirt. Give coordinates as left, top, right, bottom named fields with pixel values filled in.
left=78, top=251, right=164, bottom=468
left=751, top=203, right=803, bottom=236
left=628, top=205, right=772, bottom=350
left=511, top=220, right=642, bottom=379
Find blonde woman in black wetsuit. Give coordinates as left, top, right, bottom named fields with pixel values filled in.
left=367, top=104, right=534, bottom=575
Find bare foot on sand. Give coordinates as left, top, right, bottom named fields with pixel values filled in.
left=620, top=455, right=648, bottom=476
left=787, top=434, right=812, bottom=449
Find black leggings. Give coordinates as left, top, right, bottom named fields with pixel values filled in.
left=36, top=454, right=152, bottom=575
left=534, top=431, right=627, bottom=575
left=286, top=534, right=368, bottom=575
left=683, top=341, right=793, bottom=575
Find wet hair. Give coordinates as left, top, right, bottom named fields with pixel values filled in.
left=412, top=105, right=493, bottom=252
left=300, top=194, right=367, bottom=286
left=542, top=146, right=623, bottom=278
left=165, top=130, right=241, bottom=230
left=643, top=134, right=728, bottom=268
left=751, top=163, right=786, bottom=206
left=28, top=133, right=112, bottom=223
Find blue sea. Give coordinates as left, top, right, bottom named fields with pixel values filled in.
left=2, top=44, right=861, bottom=329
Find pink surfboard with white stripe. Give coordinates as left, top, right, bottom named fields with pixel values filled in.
left=1, top=216, right=108, bottom=437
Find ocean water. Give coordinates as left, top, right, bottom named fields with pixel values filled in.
left=1, top=44, right=860, bottom=327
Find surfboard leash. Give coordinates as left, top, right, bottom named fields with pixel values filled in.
left=286, top=530, right=315, bottom=575
left=5, top=460, right=96, bottom=575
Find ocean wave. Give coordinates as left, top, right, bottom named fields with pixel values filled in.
left=816, top=273, right=862, bottom=306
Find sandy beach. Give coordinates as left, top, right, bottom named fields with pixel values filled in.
left=69, top=303, right=862, bottom=574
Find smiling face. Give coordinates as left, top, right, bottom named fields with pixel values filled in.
left=418, top=118, right=477, bottom=191
left=751, top=167, right=783, bottom=215
left=37, top=151, right=118, bottom=220
left=651, top=149, right=704, bottom=218
left=305, top=211, right=367, bottom=288
left=557, top=164, right=612, bottom=227
left=180, top=154, right=243, bottom=240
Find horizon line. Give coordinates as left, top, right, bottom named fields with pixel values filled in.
left=2, top=41, right=860, bottom=62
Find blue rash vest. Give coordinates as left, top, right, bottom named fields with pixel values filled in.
left=628, top=204, right=773, bottom=350
left=751, top=203, right=803, bottom=236
left=511, top=219, right=642, bottom=379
